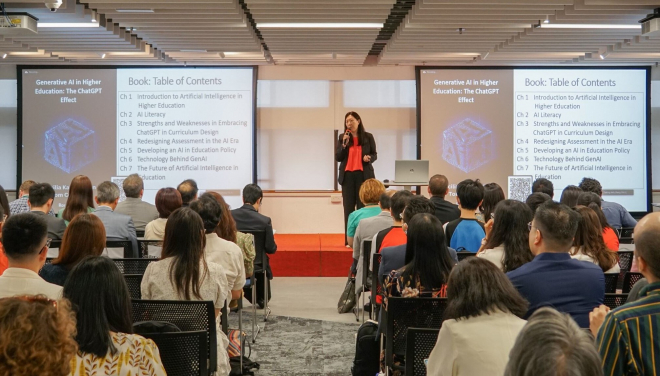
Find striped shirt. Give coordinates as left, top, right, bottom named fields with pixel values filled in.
left=596, top=282, right=660, bottom=376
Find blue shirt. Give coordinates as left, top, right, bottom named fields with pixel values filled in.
left=444, top=218, right=485, bottom=253
left=602, top=200, right=637, bottom=229
left=506, top=252, right=604, bottom=328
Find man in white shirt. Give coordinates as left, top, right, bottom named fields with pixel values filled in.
left=0, top=213, right=62, bottom=299
left=190, top=195, right=246, bottom=300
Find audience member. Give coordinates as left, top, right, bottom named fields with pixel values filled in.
left=478, top=182, right=505, bottom=223
left=570, top=206, right=619, bottom=273
left=39, top=214, right=106, bottom=286
left=92, top=181, right=138, bottom=257
left=206, top=191, right=255, bottom=277
left=532, top=177, right=554, bottom=198
left=444, top=179, right=486, bottom=252
left=427, top=258, right=528, bottom=376
left=0, top=295, right=78, bottom=376
left=505, top=307, right=603, bottom=376
left=507, top=201, right=604, bottom=328
left=191, top=195, right=246, bottom=301
left=371, top=190, right=412, bottom=256
left=65, top=257, right=166, bottom=376
left=525, top=192, right=551, bottom=214
left=428, top=174, right=460, bottom=224
left=579, top=177, right=636, bottom=229
left=346, top=178, right=386, bottom=247
left=0, top=184, right=9, bottom=220
left=0, top=205, right=6, bottom=274
left=114, top=173, right=159, bottom=232
left=0, top=213, right=61, bottom=299
left=589, top=212, right=660, bottom=375
left=177, top=178, right=199, bottom=206
left=144, top=187, right=182, bottom=241
left=59, top=175, right=95, bottom=224
left=559, top=185, right=582, bottom=207
left=477, top=200, right=534, bottom=272
left=577, top=192, right=619, bottom=251
left=27, top=183, right=66, bottom=239
left=8, top=180, right=37, bottom=215
left=141, top=208, right=231, bottom=375
left=232, top=184, right=277, bottom=308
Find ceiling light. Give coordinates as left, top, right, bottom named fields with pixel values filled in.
left=101, top=53, right=106, bottom=59
left=599, top=51, right=609, bottom=59
left=2, top=53, right=6, bottom=59
left=116, top=9, right=154, bottom=13
left=544, top=16, right=549, bottom=24
left=257, top=23, right=382, bottom=28
left=38, top=23, right=100, bottom=28
left=540, top=24, right=641, bottom=29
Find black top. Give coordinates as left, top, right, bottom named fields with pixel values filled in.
left=429, top=196, right=461, bottom=225
left=335, top=131, right=377, bottom=185
left=39, top=263, right=69, bottom=286
left=231, top=204, right=277, bottom=279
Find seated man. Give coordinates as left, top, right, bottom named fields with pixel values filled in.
left=92, top=181, right=138, bottom=257
left=9, top=180, right=54, bottom=216
left=177, top=179, right=199, bottom=207
left=444, top=179, right=486, bottom=252
left=232, top=184, right=276, bottom=308
left=114, top=174, right=158, bottom=233
left=370, top=190, right=413, bottom=260
left=428, top=174, right=460, bottom=224
left=507, top=201, right=604, bottom=328
left=589, top=212, right=660, bottom=375
left=27, top=183, right=66, bottom=240
left=579, top=177, right=636, bottom=229
left=190, top=195, right=246, bottom=301
left=531, top=177, right=554, bottom=199
left=0, top=213, right=62, bottom=299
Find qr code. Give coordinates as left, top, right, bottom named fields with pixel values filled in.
left=111, top=177, right=127, bottom=202
left=508, top=175, right=533, bottom=202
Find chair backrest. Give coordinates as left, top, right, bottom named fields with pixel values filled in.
left=623, top=272, right=644, bottom=294
left=456, top=251, right=475, bottom=262
left=242, top=230, right=267, bottom=273
left=138, top=239, right=163, bottom=258
left=362, top=240, right=372, bottom=287
left=405, top=328, right=440, bottom=376
left=618, top=251, right=634, bottom=272
left=113, top=258, right=156, bottom=275
left=104, top=240, right=133, bottom=258
left=618, top=227, right=635, bottom=244
left=46, top=240, right=62, bottom=258
left=139, top=331, right=208, bottom=376
left=371, top=252, right=383, bottom=306
left=604, top=273, right=618, bottom=294
left=386, top=297, right=447, bottom=368
left=124, top=274, right=143, bottom=299
left=131, top=299, right=217, bottom=372
left=136, top=230, right=146, bottom=238
left=604, top=293, right=629, bottom=310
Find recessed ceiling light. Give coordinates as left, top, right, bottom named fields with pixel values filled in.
left=257, top=23, right=382, bottom=28
left=116, top=9, right=155, bottom=13
left=540, top=24, right=640, bottom=29
left=2, top=53, right=6, bottom=59
left=599, top=52, right=609, bottom=59
left=39, top=23, right=100, bottom=28
left=101, top=53, right=106, bottom=59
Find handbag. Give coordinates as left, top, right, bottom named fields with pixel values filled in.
left=337, top=270, right=357, bottom=314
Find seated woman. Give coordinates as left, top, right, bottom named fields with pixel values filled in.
left=477, top=183, right=505, bottom=223
left=570, top=206, right=620, bottom=273
left=559, top=185, right=582, bottom=208
left=39, top=213, right=106, bottom=286
left=144, top=187, right=182, bottom=241
left=577, top=192, right=619, bottom=251
left=141, top=207, right=232, bottom=376
left=347, top=178, right=386, bottom=247
left=0, top=295, right=78, bottom=376
left=58, top=175, right=95, bottom=225
left=427, top=257, right=528, bottom=376
left=63, top=257, right=166, bottom=376
left=477, top=200, right=534, bottom=272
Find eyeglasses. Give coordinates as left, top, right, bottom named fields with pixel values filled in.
left=0, top=295, right=58, bottom=310
left=39, top=238, right=52, bottom=254
left=527, top=222, right=534, bottom=232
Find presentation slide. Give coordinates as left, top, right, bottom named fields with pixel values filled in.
left=20, top=67, right=255, bottom=210
left=418, top=68, right=649, bottom=213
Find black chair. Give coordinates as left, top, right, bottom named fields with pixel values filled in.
left=405, top=328, right=440, bottom=376
left=138, top=239, right=162, bottom=259
left=139, top=331, right=208, bottom=376
left=136, top=230, right=145, bottom=238
left=359, top=239, right=373, bottom=322
left=371, top=252, right=383, bottom=319
left=456, top=251, right=475, bottom=262
left=604, top=293, right=629, bottom=310
left=105, top=240, right=134, bottom=258
left=618, top=227, right=635, bottom=244
left=385, top=297, right=447, bottom=372
left=242, top=230, right=271, bottom=322
left=618, top=251, right=634, bottom=272
left=623, top=272, right=644, bottom=294
left=131, top=300, right=217, bottom=374
left=112, top=258, right=156, bottom=275
left=604, top=273, right=618, bottom=293
left=123, top=274, right=143, bottom=299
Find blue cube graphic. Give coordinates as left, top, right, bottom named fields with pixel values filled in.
left=44, top=119, right=97, bottom=173
left=442, top=118, right=493, bottom=173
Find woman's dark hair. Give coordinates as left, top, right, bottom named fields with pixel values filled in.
left=402, top=213, right=455, bottom=290
left=344, top=111, right=367, bottom=147
left=155, top=188, right=182, bottom=219
left=63, top=256, right=133, bottom=358
left=54, top=213, right=106, bottom=269
left=0, top=185, right=9, bottom=220
left=189, top=196, right=222, bottom=234
left=445, top=257, right=528, bottom=320
left=484, top=200, right=534, bottom=272
left=576, top=192, right=612, bottom=230
left=203, top=192, right=237, bottom=243
left=62, top=175, right=95, bottom=222
left=479, top=183, right=505, bottom=222
left=559, top=185, right=582, bottom=208
left=161, top=207, right=209, bottom=300
left=572, top=206, right=618, bottom=272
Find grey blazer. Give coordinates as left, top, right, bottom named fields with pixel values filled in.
left=114, top=198, right=159, bottom=232
left=30, top=210, right=66, bottom=240
left=92, top=206, right=138, bottom=257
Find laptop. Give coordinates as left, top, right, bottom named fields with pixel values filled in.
left=394, top=160, right=429, bottom=184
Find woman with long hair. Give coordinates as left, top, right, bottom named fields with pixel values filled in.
left=336, top=111, right=378, bottom=245
left=64, top=257, right=166, bottom=375
left=58, top=175, right=95, bottom=224
left=577, top=192, right=619, bottom=251
left=427, top=258, right=528, bottom=376
left=39, top=213, right=106, bottom=286
left=478, top=183, right=505, bottom=223
left=559, top=185, right=582, bottom=208
left=571, top=206, right=619, bottom=273
left=477, top=200, right=534, bottom=272
left=144, top=187, right=182, bottom=241
left=141, top=207, right=231, bottom=375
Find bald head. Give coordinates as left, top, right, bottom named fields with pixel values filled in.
left=634, top=213, right=660, bottom=281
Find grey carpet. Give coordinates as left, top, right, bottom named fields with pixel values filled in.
left=228, top=313, right=361, bottom=376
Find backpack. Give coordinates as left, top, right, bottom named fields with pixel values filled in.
left=351, top=320, right=380, bottom=376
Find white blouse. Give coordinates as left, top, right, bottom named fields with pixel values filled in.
left=476, top=245, right=505, bottom=271
left=570, top=246, right=621, bottom=273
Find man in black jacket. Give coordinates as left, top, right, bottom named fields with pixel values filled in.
left=428, top=174, right=460, bottom=224
left=231, top=184, right=277, bottom=308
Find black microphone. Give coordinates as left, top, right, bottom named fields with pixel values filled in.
left=342, top=129, right=351, bottom=147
